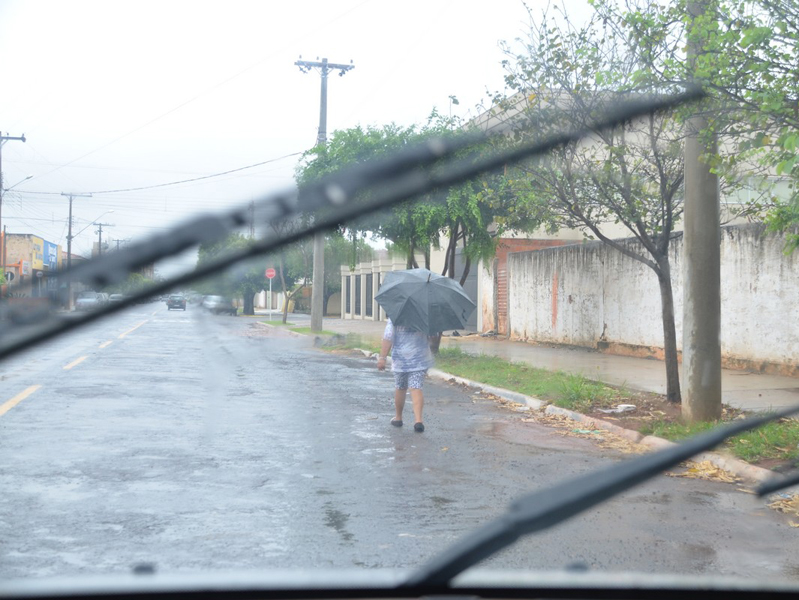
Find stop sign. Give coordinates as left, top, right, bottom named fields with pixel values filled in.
left=265, top=268, right=276, bottom=279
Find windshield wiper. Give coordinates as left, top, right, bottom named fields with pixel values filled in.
left=404, top=403, right=799, bottom=588
left=0, top=88, right=702, bottom=362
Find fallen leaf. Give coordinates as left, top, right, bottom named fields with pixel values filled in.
left=668, top=460, right=741, bottom=483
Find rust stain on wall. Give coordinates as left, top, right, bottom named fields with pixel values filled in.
left=551, top=271, right=558, bottom=330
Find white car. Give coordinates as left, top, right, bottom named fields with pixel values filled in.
left=74, top=292, right=101, bottom=311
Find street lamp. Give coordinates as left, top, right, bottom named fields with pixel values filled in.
left=2, top=174, right=33, bottom=193
left=1, top=175, right=34, bottom=291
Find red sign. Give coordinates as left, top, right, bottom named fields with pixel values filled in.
left=265, top=268, right=276, bottom=279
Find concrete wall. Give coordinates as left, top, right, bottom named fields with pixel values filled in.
left=504, top=225, right=799, bottom=375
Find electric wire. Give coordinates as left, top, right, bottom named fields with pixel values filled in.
left=16, top=151, right=302, bottom=198
left=0, top=88, right=703, bottom=361
left=27, top=2, right=372, bottom=186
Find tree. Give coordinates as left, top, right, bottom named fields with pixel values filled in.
left=264, top=228, right=373, bottom=322
left=493, top=5, right=688, bottom=402
left=295, top=115, right=523, bottom=288
left=591, top=0, right=799, bottom=249
left=196, top=233, right=266, bottom=316
left=324, top=232, right=373, bottom=314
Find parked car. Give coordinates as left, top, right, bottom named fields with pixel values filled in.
left=201, top=295, right=237, bottom=315
left=108, top=294, right=125, bottom=304
left=74, top=291, right=101, bottom=312
left=166, top=294, right=187, bottom=311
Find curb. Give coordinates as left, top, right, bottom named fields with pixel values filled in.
left=428, top=368, right=547, bottom=410
left=255, top=321, right=306, bottom=338
left=305, top=336, right=777, bottom=485
left=427, top=365, right=775, bottom=484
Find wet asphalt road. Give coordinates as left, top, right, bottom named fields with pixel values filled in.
left=0, top=305, right=797, bottom=581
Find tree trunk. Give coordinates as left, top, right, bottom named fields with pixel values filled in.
left=243, top=289, right=255, bottom=316
left=424, top=247, right=430, bottom=270
left=459, top=255, right=472, bottom=287
left=656, top=260, right=681, bottom=403
left=282, top=296, right=290, bottom=323
left=278, top=253, right=289, bottom=324
left=442, top=222, right=458, bottom=276
left=429, top=334, right=442, bottom=355
left=323, top=289, right=334, bottom=316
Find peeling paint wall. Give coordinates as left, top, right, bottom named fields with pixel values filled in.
left=505, top=225, right=799, bottom=372
left=480, top=259, right=496, bottom=332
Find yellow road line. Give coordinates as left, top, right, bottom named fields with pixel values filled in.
left=118, top=320, right=148, bottom=339
left=0, top=385, right=43, bottom=417
left=63, top=356, right=88, bottom=370
left=99, top=340, right=113, bottom=349
left=151, top=310, right=157, bottom=316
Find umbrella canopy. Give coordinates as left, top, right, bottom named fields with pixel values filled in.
left=374, top=268, right=476, bottom=335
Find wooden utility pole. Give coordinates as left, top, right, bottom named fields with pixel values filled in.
left=95, top=222, right=113, bottom=257
left=61, top=192, right=92, bottom=310
left=295, top=57, right=354, bottom=332
left=0, top=132, right=27, bottom=292
left=683, top=0, right=722, bottom=421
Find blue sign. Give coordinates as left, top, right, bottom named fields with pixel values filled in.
left=43, top=240, right=59, bottom=271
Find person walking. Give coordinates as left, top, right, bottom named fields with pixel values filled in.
left=376, top=318, right=433, bottom=432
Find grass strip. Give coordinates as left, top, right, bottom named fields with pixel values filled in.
left=435, top=347, right=616, bottom=413
left=290, top=327, right=337, bottom=336
left=321, top=333, right=382, bottom=355
left=261, top=320, right=295, bottom=326
left=641, top=419, right=799, bottom=464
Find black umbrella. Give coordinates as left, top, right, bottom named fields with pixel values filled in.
left=374, top=268, right=476, bottom=335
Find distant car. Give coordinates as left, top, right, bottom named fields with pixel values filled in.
left=109, top=294, right=125, bottom=303
left=75, top=291, right=101, bottom=311
left=97, top=293, right=110, bottom=305
left=166, top=294, right=187, bottom=311
left=201, top=295, right=237, bottom=315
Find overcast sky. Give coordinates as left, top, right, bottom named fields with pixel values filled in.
left=0, top=0, right=589, bottom=272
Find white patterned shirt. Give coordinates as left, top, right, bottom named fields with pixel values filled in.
left=383, top=319, right=434, bottom=373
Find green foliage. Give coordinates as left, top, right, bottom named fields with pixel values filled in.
left=435, top=347, right=618, bottom=410
left=320, top=333, right=382, bottom=355
left=289, top=327, right=337, bottom=336
left=294, top=113, right=529, bottom=281
left=196, top=233, right=267, bottom=315
left=556, top=373, right=613, bottom=413
left=103, top=272, right=154, bottom=295
left=590, top=0, right=799, bottom=249
left=641, top=417, right=799, bottom=464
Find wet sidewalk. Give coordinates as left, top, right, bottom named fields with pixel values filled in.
left=259, top=311, right=799, bottom=413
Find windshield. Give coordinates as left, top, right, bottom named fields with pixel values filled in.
left=1, top=0, right=798, bottom=590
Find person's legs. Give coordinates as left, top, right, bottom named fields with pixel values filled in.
left=394, top=387, right=407, bottom=422
left=408, top=370, right=426, bottom=428
left=410, top=388, right=424, bottom=424
left=393, top=372, right=408, bottom=425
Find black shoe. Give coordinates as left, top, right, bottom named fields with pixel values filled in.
left=414, top=422, right=425, bottom=433
left=391, top=419, right=403, bottom=427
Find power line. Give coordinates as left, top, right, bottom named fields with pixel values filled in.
left=16, top=150, right=302, bottom=197
left=27, top=2, right=372, bottom=185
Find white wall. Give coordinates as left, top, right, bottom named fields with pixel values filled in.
left=505, top=225, right=799, bottom=370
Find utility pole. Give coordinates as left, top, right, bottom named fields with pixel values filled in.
left=296, top=56, right=354, bottom=332
left=682, top=0, right=721, bottom=422
left=94, top=222, right=113, bottom=257
left=61, top=192, right=92, bottom=310
left=0, top=132, right=27, bottom=291
left=248, top=200, right=255, bottom=239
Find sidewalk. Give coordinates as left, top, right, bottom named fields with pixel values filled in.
left=258, top=311, right=799, bottom=413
